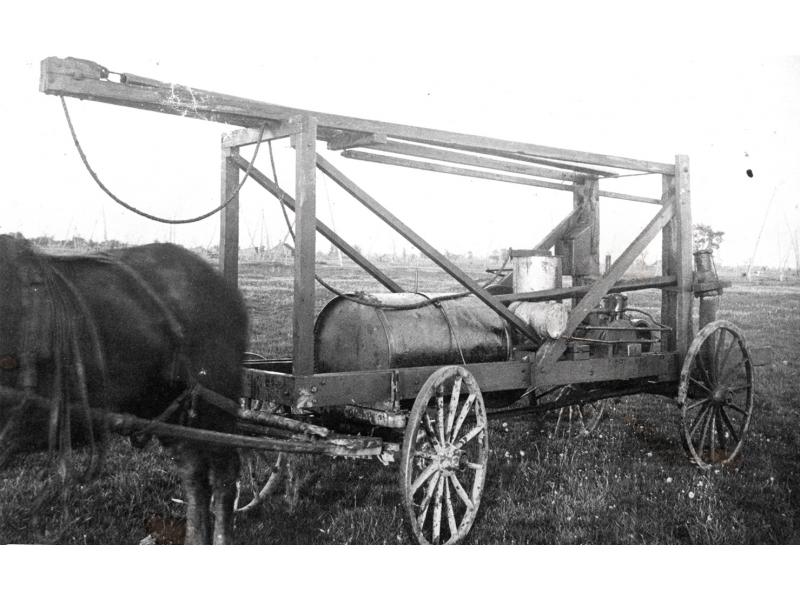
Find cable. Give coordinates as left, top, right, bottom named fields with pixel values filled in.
left=61, top=96, right=268, bottom=225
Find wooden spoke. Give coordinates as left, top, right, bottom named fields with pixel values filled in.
left=685, top=397, right=710, bottom=413
left=689, top=377, right=713, bottom=394
left=444, top=479, right=458, bottom=542
left=436, top=391, right=446, bottom=445
left=415, top=471, right=442, bottom=527
left=445, top=376, right=462, bottom=438
left=450, top=392, right=476, bottom=443
left=400, top=366, right=488, bottom=544
left=410, top=462, right=439, bottom=495
left=689, top=403, right=712, bottom=437
left=679, top=321, right=753, bottom=470
left=718, top=407, right=740, bottom=443
left=448, top=472, right=474, bottom=511
left=453, top=423, right=485, bottom=450
left=431, top=476, right=444, bottom=544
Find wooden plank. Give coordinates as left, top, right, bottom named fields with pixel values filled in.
left=221, top=119, right=304, bottom=148
left=535, top=353, right=679, bottom=388
left=673, top=155, right=694, bottom=358
left=341, top=150, right=574, bottom=192
left=572, top=178, right=600, bottom=284
left=230, top=154, right=403, bottom=292
left=450, top=146, right=620, bottom=177
left=219, top=147, right=240, bottom=285
left=598, top=189, right=663, bottom=205
left=495, top=275, right=677, bottom=303
left=316, top=155, right=542, bottom=345
left=41, top=57, right=674, bottom=173
left=327, top=132, right=387, bottom=151
left=661, top=174, right=677, bottom=352
left=535, top=201, right=676, bottom=373
left=371, top=141, right=583, bottom=181
left=292, top=116, right=317, bottom=376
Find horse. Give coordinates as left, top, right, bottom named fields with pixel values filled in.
left=0, top=235, right=248, bottom=544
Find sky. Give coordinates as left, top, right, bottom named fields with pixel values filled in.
left=1, top=1, right=799, bottom=268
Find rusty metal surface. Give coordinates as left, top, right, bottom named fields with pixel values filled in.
left=314, top=293, right=512, bottom=373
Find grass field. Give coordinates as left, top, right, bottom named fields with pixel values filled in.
left=0, top=259, right=798, bottom=544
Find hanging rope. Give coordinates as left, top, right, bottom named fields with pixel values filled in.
left=60, top=96, right=268, bottom=225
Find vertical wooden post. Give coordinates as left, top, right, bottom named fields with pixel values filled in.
left=572, top=177, right=600, bottom=285
left=661, top=155, right=693, bottom=358
left=220, top=146, right=240, bottom=285
left=292, top=115, right=318, bottom=376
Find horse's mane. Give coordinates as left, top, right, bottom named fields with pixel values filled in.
left=0, top=236, right=108, bottom=482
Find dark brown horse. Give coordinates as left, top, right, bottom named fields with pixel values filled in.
left=0, top=235, right=247, bottom=544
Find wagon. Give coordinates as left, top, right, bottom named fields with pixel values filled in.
left=39, top=57, right=772, bottom=544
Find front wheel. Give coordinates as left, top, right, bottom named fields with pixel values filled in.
left=399, top=366, right=489, bottom=544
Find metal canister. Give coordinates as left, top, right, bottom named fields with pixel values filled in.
left=314, top=293, right=512, bottom=373
left=510, top=249, right=561, bottom=293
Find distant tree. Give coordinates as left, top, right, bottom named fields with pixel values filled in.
left=693, top=223, right=725, bottom=252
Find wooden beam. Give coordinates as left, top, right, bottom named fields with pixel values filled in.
left=372, top=141, right=583, bottom=181
left=292, top=116, right=317, bottom=376
left=341, top=150, right=574, bottom=192
left=221, top=120, right=304, bottom=148
left=535, top=201, right=676, bottom=373
left=219, top=147, right=240, bottom=285
left=230, top=154, right=403, bottom=293
left=598, top=189, right=663, bottom=205
left=573, top=178, right=601, bottom=284
left=451, top=146, right=620, bottom=177
left=315, top=155, right=542, bottom=345
left=41, top=57, right=674, bottom=173
left=495, top=275, right=677, bottom=303
left=661, top=174, right=677, bottom=353
left=327, top=132, right=387, bottom=151
left=673, top=155, right=694, bottom=358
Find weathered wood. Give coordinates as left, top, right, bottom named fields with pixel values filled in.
left=598, top=189, right=663, bottom=205
left=572, top=178, right=600, bottom=284
left=371, top=141, right=583, bottom=181
left=341, top=150, right=574, bottom=191
left=0, top=385, right=381, bottom=457
left=673, top=155, right=694, bottom=358
left=534, top=352, right=679, bottom=388
left=450, top=146, right=619, bottom=177
left=219, top=147, right=240, bottom=285
left=221, top=120, right=304, bottom=148
left=661, top=174, right=677, bottom=352
left=327, top=132, right=387, bottom=151
left=40, top=57, right=674, bottom=172
left=495, top=275, right=677, bottom=303
left=293, top=116, right=317, bottom=376
left=231, top=154, right=403, bottom=293
left=535, top=201, right=676, bottom=373
left=316, top=155, right=542, bottom=345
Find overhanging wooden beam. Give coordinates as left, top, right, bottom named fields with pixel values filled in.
left=372, top=141, right=583, bottom=181
left=230, top=154, right=403, bottom=293
left=40, top=56, right=674, bottom=173
left=535, top=200, right=676, bottom=373
left=341, top=150, right=574, bottom=192
left=316, top=155, right=543, bottom=345
left=222, top=120, right=305, bottom=148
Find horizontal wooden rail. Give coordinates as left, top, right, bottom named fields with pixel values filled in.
left=598, top=189, right=663, bottom=205
left=341, top=150, right=574, bottom=192
left=495, top=275, right=678, bottom=303
left=40, top=56, right=675, bottom=173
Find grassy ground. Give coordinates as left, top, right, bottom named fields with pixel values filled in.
left=0, top=260, right=797, bottom=544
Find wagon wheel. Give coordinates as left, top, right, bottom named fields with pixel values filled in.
left=399, top=366, right=489, bottom=545
left=679, top=320, right=753, bottom=470
left=234, top=398, right=286, bottom=513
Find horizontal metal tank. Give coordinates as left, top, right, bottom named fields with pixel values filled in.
left=314, top=293, right=512, bottom=373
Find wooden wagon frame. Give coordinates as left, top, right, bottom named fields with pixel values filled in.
left=39, top=57, right=768, bottom=544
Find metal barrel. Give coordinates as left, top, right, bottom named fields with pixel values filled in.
left=314, top=293, right=512, bottom=373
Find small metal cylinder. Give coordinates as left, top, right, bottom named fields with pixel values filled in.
left=510, top=249, right=561, bottom=293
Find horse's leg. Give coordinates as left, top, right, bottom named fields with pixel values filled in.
left=173, top=442, right=211, bottom=544
left=209, top=448, right=239, bottom=544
